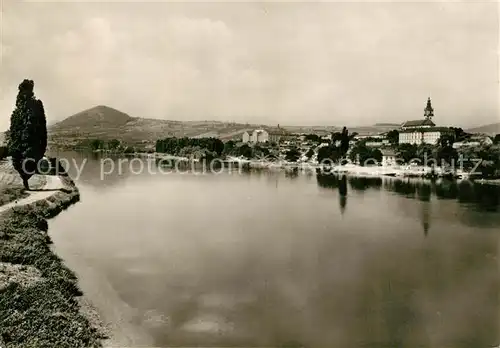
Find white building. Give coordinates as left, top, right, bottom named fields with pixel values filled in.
left=381, top=149, right=397, bottom=166
left=242, top=129, right=269, bottom=143
left=398, top=98, right=452, bottom=145
left=242, top=131, right=251, bottom=143
left=242, top=126, right=295, bottom=144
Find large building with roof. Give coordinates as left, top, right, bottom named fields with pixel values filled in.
left=242, top=125, right=294, bottom=144
left=398, top=98, right=452, bottom=145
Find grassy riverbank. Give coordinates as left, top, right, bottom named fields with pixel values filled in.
left=0, top=177, right=105, bottom=347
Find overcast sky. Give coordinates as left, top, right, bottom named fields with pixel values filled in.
left=0, top=0, right=498, bottom=130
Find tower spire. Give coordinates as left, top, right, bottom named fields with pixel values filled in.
left=424, top=97, right=434, bottom=120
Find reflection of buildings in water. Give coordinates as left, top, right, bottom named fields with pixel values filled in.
left=434, top=179, right=459, bottom=200
left=390, top=179, right=418, bottom=198
left=318, top=174, right=500, bottom=228
left=339, top=175, right=347, bottom=215
left=285, top=168, right=299, bottom=179
left=421, top=201, right=431, bottom=236
left=416, top=182, right=432, bottom=202
left=339, top=175, right=348, bottom=196
left=315, top=174, right=348, bottom=215
left=348, top=176, right=382, bottom=192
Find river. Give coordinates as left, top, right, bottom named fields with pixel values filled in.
left=48, top=151, right=500, bottom=347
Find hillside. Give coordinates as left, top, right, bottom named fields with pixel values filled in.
left=51, top=105, right=133, bottom=129
left=48, top=105, right=263, bottom=146
left=466, top=122, right=500, bottom=135
left=374, top=123, right=400, bottom=127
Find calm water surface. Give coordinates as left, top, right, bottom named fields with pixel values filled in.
left=49, top=152, right=500, bottom=347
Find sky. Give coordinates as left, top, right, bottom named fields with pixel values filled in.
left=0, top=0, right=499, bottom=130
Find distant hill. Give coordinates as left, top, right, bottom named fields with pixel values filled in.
left=466, top=122, right=500, bottom=136
left=374, top=123, right=400, bottom=127
left=51, top=105, right=133, bottom=130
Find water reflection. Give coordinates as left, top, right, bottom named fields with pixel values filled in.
left=317, top=174, right=500, bottom=213
left=48, top=158, right=500, bottom=348
left=349, top=176, right=382, bottom=191
left=316, top=174, right=349, bottom=214
left=421, top=202, right=430, bottom=237
left=283, top=167, right=300, bottom=180
left=339, top=175, right=347, bottom=215
left=317, top=174, right=500, bottom=231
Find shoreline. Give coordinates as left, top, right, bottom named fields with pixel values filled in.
left=0, top=172, right=106, bottom=347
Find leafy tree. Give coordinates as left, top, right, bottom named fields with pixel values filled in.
left=285, top=147, right=301, bottom=162
left=450, top=127, right=470, bottom=142
left=416, top=144, right=437, bottom=165
left=371, top=148, right=383, bottom=164
left=396, top=143, right=418, bottom=164
left=331, top=132, right=342, bottom=144
left=108, top=139, right=121, bottom=150
left=340, top=127, right=350, bottom=157
left=36, top=99, right=47, bottom=158
left=304, top=134, right=321, bottom=143
left=437, top=145, right=458, bottom=167
left=438, top=133, right=455, bottom=148
left=493, top=134, right=500, bottom=144
left=253, top=144, right=270, bottom=159
left=123, top=146, right=135, bottom=154
left=156, top=137, right=225, bottom=156
left=386, top=129, right=399, bottom=145
left=238, top=144, right=253, bottom=159
left=305, top=147, right=315, bottom=159
left=8, top=79, right=47, bottom=189
left=89, top=139, right=105, bottom=151
left=223, top=140, right=235, bottom=155
left=317, top=145, right=342, bottom=164
left=349, top=143, right=382, bottom=166
left=317, top=146, right=330, bottom=164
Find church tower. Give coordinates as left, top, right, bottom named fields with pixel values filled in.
left=424, top=97, right=434, bottom=120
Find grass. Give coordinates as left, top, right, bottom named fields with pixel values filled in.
left=0, top=182, right=105, bottom=347
left=0, top=186, right=29, bottom=206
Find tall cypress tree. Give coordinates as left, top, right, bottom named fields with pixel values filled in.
left=340, top=126, right=350, bottom=158
left=34, top=99, right=47, bottom=159
left=7, top=79, right=47, bottom=189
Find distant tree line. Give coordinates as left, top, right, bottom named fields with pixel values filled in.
left=76, top=138, right=137, bottom=153
left=156, top=137, right=225, bottom=157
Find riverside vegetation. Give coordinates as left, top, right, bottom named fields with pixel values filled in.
left=0, top=177, right=105, bottom=347
left=0, top=79, right=105, bottom=347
